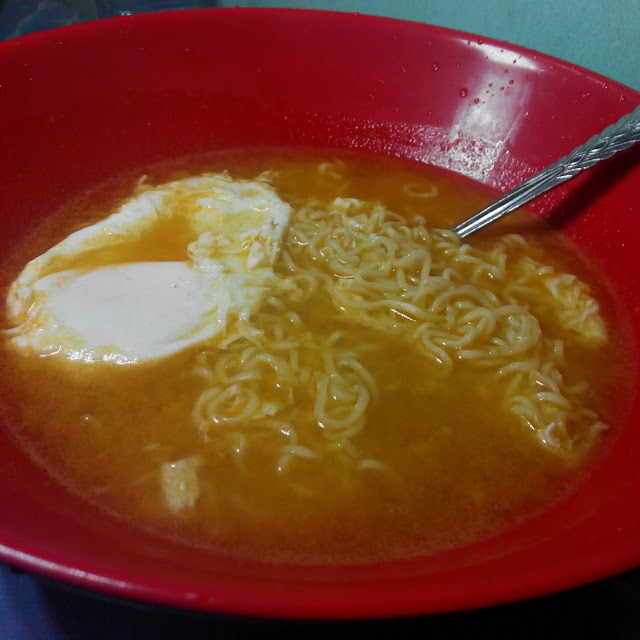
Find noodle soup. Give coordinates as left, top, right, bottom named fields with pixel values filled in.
left=0, top=150, right=631, bottom=564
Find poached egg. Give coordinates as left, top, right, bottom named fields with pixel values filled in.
left=6, top=173, right=291, bottom=365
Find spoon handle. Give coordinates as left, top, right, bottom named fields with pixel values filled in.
left=452, top=104, right=640, bottom=239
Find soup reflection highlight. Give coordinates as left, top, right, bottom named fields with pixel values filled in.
left=0, top=152, right=627, bottom=564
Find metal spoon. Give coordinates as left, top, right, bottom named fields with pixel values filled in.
left=451, top=104, right=640, bottom=239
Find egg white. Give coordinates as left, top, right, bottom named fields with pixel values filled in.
left=6, top=173, right=292, bottom=365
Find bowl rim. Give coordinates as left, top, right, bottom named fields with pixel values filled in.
left=2, top=5, right=638, bottom=96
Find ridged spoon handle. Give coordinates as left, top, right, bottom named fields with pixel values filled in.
left=451, top=104, right=640, bottom=239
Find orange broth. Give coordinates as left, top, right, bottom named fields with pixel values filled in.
left=0, top=149, right=632, bottom=564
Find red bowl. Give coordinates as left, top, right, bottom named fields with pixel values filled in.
left=0, top=8, right=639, bottom=619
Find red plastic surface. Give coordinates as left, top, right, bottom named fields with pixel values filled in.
left=0, top=8, right=639, bottom=619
